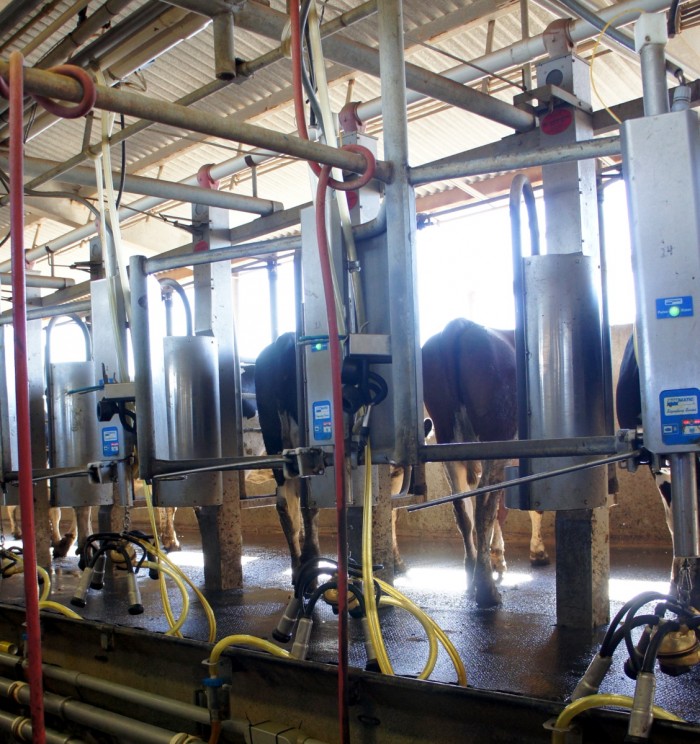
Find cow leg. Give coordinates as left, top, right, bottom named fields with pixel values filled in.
left=159, top=507, right=181, bottom=552
left=490, top=497, right=507, bottom=578
left=300, top=503, right=320, bottom=567
left=5, top=506, right=20, bottom=540
left=446, top=461, right=478, bottom=590
left=472, top=460, right=504, bottom=608
left=51, top=507, right=77, bottom=558
left=276, top=480, right=303, bottom=580
left=74, top=506, right=92, bottom=557
left=529, top=510, right=550, bottom=566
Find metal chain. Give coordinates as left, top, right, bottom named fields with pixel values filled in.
left=677, top=559, right=693, bottom=606
left=122, top=504, right=131, bottom=535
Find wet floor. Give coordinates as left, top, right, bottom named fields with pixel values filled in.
left=0, top=533, right=698, bottom=723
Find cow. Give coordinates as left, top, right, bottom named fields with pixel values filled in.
left=4, top=504, right=92, bottom=559
left=422, top=318, right=549, bottom=608
left=256, top=325, right=548, bottom=601
left=255, top=333, right=320, bottom=579
left=616, top=334, right=700, bottom=608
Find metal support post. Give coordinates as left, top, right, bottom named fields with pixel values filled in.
left=378, top=0, right=422, bottom=468
left=191, top=203, right=242, bottom=591
left=523, top=38, right=609, bottom=628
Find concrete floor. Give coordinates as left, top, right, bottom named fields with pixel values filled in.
left=0, top=532, right=698, bottom=725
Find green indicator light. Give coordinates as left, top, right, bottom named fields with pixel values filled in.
left=669, top=306, right=681, bottom=318
left=315, top=342, right=323, bottom=351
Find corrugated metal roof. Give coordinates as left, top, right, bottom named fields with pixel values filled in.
left=0, top=0, right=697, bottom=299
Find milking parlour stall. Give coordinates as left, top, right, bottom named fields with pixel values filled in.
left=0, top=1, right=698, bottom=742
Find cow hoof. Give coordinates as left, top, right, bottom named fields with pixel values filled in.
left=475, top=585, right=502, bottom=608
left=530, top=552, right=551, bottom=567
left=394, top=557, right=408, bottom=575
left=490, top=549, right=507, bottom=577
left=12, top=531, right=21, bottom=541
left=52, top=534, right=75, bottom=559
left=162, top=541, right=181, bottom=553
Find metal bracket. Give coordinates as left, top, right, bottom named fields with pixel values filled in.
left=282, top=448, right=326, bottom=479
left=513, top=84, right=593, bottom=115
left=542, top=18, right=574, bottom=58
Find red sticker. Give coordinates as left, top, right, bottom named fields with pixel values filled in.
left=540, top=108, right=574, bottom=135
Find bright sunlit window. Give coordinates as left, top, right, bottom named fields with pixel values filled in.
left=45, top=181, right=636, bottom=362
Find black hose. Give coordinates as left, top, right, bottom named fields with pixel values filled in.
left=641, top=620, right=681, bottom=674
left=158, top=278, right=193, bottom=337
left=599, top=591, right=675, bottom=656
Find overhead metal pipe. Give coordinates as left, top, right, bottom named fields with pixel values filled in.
left=234, top=3, right=535, bottom=131
left=3, top=154, right=282, bottom=214
left=0, top=63, right=391, bottom=181
left=0, top=0, right=45, bottom=47
left=0, top=300, right=91, bottom=326
left=145, top=235, right=301, bottom=274
left=160, top=0, right=232, bottom=14
left=410, top=135, right=620, bottom=185
left=348, top=0, right=674, bottom=123
left=0, top=273, right=75, bottom=289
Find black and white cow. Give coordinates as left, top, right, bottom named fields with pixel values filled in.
left=422, top=318, right=548, bottom=608
left=616, top=334, right=700, bottom=608
left=5, top=504, right=92, bottom=559
left=255, top=333, right=321, bottom=578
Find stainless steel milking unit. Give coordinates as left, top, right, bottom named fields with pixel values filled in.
left=621, top=14, right=700, bottom=566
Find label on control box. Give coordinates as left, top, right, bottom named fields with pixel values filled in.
left=102, top=426, right=120, bottom=457
left=660, top=388, right=700, bottom=445
left=656, top=295, right=693, bottom=319
left=312, top=400, right=333, bottom=441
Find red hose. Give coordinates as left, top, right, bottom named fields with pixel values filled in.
left=9, top=50, right=46, bottom=744
left=289, top=5, right=376, bottom=743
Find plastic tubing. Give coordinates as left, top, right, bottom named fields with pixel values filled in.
left=361, top=441, right=393, bottom=674
left=38, top=601, right=83, bottom=620
left=376, top=577, right=467, bottom=687
left=208, top=635, right=290, bottom=675
left=551, top=693, right=684, bottom=744
left=8, top=50, right=47, bottom=744
left=131, top=535, right=217, bottom=642
left=143, top=562, right=190, bottom=637
left=144, top=484, right=180, bottom=636
left=36, top=567, right=51, bottom=602
left=378, top=596, right=438, bottom=680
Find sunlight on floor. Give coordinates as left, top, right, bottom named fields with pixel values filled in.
left=394, top=566, right=534, bottom=593
left=608, top=577, right=671, bottom=603
left=166, top=551, right=259, bottom=569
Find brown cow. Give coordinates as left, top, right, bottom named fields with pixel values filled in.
left=422, top=318, right=547, bottom=607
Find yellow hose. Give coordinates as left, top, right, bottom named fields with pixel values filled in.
left=39, top=601, right=82, bottom=620
left=361, top=442, right=467, bottom=685
left=36, top=566, right=51, bottom=602
left=143, top=561, right=190, bottom=636
left=131, top=535, right=217, bottom=642
left=551, top=694, right=685, bottom=744
left=376, top=577, right=467, bottom=686
left=362, top=442, right=394, bottom=674
left=208, top=634, right=290, bottom=676
left=144, top=483, right=180, bottom=636
left=378, top=595, right=438, bottom=680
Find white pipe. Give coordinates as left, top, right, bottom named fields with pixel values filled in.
left=355, top=0, right=674, bottom=122
left=3, top=154, right=281, bottom=214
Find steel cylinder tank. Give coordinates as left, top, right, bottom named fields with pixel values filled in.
left=518, top=253, right=607, bottom=510
left=51, top=362, right=113, bottom=507
left=154, top=335, right=222, bottom=507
